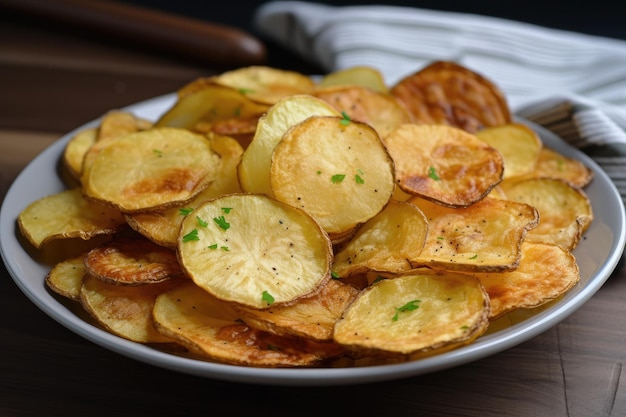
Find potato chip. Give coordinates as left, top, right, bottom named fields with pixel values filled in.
left=152, top=281, right=345, bottom=367
left=45, top=254, right=87, bottom=300
left=312, top=84, right=413, bottom=138
left=63, top=128, right=97, bottom=180
left=210, top=65, right=316, bottom=105
left=238, top=94, right=340, bottom=195
left=83, top=127, right=221, bottom=213
left=84, top=236, right=183, bottom=285
left=234, top=278, right=360, bottom=342
left=390, top=60, right=512, bottom=133
left=385, top=124, right=504, bottom=207
left=154, top=83, right=269, bottom=131
left=475, top=123, right=542, bottom=179
left=332, top=199, right=428, bottom=278
left=472, top=242, right=580, bottom=319
left=124, top=134, right=244, bottom=247
left=18, top=187, right=126, bottom=249
left=408, top=196, right=539, bottom=272
left=270, top=116, right=395, bottom=236
left=499, top=177, right=593, bottom=250
left=317, top=65, right=389, bottom=93
left=80, top=274, right=180, bottom=343
left=333, top=273, right=490, bottom=356
left=528, top=146, right=594, bottom=188
left=178, top=194, right=332, bottom=309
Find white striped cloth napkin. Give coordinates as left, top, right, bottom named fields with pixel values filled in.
left=254, top=1, right=626, bottom=203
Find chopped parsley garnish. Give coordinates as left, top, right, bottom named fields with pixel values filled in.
left=355, top=174, right=365, bottom=184
left=340, top=111, right=351, bottom=126
left=153, top=149, right=163, bottom=157
left=469, top=254, right=478, bottom=259
left=221, top=207, right=233, bottom=214
left=238, top=88, right=255, bottom=95
left=262, top=290, right=275, bottom=305
left=179, top=207, right=194, bottom=216
left=331, top=174, right=346, bottom=184
left=392, top=299, right=421, bottom=321
left=213, top=215, right=230, bottom=230
left=196, top=216, right=209, bottom=227
left=428, top=166, right=440, bottom=181
left=331, top=271, right=340, bottom=280
left=182, top=229, right=199, bottom=242
left=208, top=243, right=218, bottom=249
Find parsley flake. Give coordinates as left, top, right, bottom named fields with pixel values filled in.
left=196, top=216, right=209, bottom=227
left=355, top=174, right=365, bottom=184
left=469, top=254, right=478, bottom=259
left=221, top=207, right=233, bottom=214
left=179, top=207, right=194, bottom=216
left=208, top=243, right=218, bottom=249
left=331, top=174, right=346, bottom=184
left=392, top=299, right=421, bottom=321
left=153, top=149, right=163, bottom=157
left=331, top=271, right=340, bottom=280
left=182, top=229, right=200, bottom=242
left=428, top=166, right=441, bottom=181
left=340, top=111, right=351, bottom=126
left=213, top=215, right=230, bottom=230
left=262, top=290, right=275, bottom=305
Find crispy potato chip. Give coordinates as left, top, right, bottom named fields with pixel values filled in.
left=83, top=127, right=221, bottom=213
left=63, top=127, right=97, bottom=180
left=385, top=124, right=504, bottom=207
left=472, top=242, right=580, bottom=319
left=124, top=134, right=244, bottom=247
left=499, top=177, right=593, bottom=250
left=332, top=200, right=428, bottom=278
left=333, top=273, right=490, bottom=356
left=84, top=236, right=183, bottom=285
left=80, top=274, right=180, bottom=343
left=153, top=281, right=345, bottom=367
left=408, top=196, right=539, bottom=272
left=528, top=146, right=594, bottom=188
left=475, top=123, right=543, bottom=179
left=238, top=94, right=340, bottom=195
left=312, top=84, right=413, bottom=138
left=270, top=116, right=395, bottom=236
left=45, top=254, right=87, bottom=300
left=18, top=187, right=126, bottom=249
left=317, top=65, right=389, bottom=93
left=194, top=114, right=260, bottom=149
left=390, top=60, right=512, bottom=133
left=210, top=65, right=316, bottom=105
left=154, top=83, right=269, bottom=130
left=234, top=279, right=360, bottom=342
left=178, top=194, right=332, bottom=309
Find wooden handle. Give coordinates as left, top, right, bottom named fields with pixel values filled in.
left=1, top=0, right=267, bottom=66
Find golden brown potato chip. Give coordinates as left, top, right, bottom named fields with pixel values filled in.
left=408, top=196, right=539, bottom=272
left=475, top=123, right=543, bottom=179
left=390, top=60, right=512, bottom=133
left=63, top=127, right=97, bottom=180
left=45, top=254, right=87, bottom=300
left=178, top=194, right=332, bottom=309
left=527, top=146, right=594, bottom=188
left=154, top=83, right=269, bottom=130
left=84, top=236, right=183, bottom=285
left=82, top=127, right=221, bottom=213
left=312, top=84, right=413, bottom=138
left=152, top=281, right=345, bottom=367
left=194, top=114, right=260, bottom=149
left=385, top=124, right=504, bottom=207
left=238, top=94, right=340, bottom=195
left=210, top=65, right=316, bottom=105
left=18, top=187, right=126, bottom=249
left=471, top=242, right=580, bottom=319
left=270, top=116, right=395, bottom=236
left=333, top=273, right=490, bottom=356
left=499, top=177, right=594, bottom=250
left=332, top=199, right=428, bottom=278
left=80, top=274, right=180, bottom=343
left=124, top=134, right=244, bottom=247
left=317, top=65, right=389, bottom=93
left=234, top=278, right=360, bottom=342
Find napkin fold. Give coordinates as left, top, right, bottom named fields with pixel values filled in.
left=254, top=1, right=626, bottom=204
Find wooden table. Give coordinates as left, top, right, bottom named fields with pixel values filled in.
left=2, top=8, right=626, bottom=417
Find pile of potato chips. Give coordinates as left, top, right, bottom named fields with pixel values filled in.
left=18, top=61, right=594, bottom=367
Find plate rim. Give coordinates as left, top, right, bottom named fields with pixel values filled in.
left=2, top=93, right=625, bottom=386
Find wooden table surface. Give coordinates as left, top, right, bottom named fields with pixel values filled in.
left=2, top=6, right=626, bottom=417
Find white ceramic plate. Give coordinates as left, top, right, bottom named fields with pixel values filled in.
left=2, top=93, right=625, bottom=386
